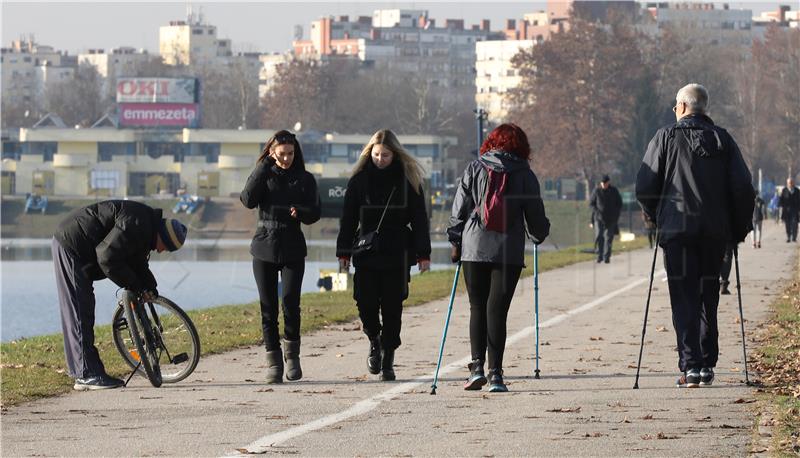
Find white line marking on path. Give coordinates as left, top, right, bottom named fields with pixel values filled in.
left=227, top=272, right=658, bottom=456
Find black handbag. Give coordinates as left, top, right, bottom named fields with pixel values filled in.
left=353, top=187, right=395, bottom=255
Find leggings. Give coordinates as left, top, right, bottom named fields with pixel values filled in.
left=462, top=262, right=522, bottom=370
left=252, top=259, right=305, bottom=351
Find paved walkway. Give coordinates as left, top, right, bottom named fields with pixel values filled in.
left=3, top=223, right=797, bottom=457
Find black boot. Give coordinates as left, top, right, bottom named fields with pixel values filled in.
left=265, top=350, right=284, bottom=384
left=367, top=336, right=381, bottom=375
left=283, top=339, right=302, bottom=381
left=380, top=348, right=395, bottom=381
left=463, top=359, right=487, bottom=390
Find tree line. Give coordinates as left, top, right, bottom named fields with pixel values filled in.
left=507, top=13, right=800, bottom=192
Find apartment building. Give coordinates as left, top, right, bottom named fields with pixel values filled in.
left=1, top=36, right=76, bottom=106
left=159, top=9, right=232, bottom=65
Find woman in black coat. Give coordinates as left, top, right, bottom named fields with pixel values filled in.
left=336, top=129, right=431, bottom=381
left=240, top=130, right=321, bottom=383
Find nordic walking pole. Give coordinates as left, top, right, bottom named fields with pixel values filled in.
left=534, top=243, right=541, bottom=379
left=633, top=230, right=659, bottom=389
left=431, top=262, right=462, bottom=395
left=733, top=246, right=750, bottom=385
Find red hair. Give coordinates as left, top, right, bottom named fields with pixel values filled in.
left=479, top=123, right=531, bottom=160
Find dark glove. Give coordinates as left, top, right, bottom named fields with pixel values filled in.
left=450, top=244, right=461, bottom=264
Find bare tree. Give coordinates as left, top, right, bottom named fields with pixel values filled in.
left=43, top=63, right=110, bottom=127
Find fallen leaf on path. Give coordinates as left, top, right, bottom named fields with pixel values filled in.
left=585, top=432, right=606, bottom=437
left=641, top=414, right=654, bottom=420
left=589, top=336, right=604, bottom=341
left=235, top=448, right=266, bottom=454
left=264, top=415, right=287, bottom=420
left=620, top=417, right=631, bottom=423
left=733, top=398, right=756, bottom=404
left=696, top=416, right=712, bottom=422
left=256, top=388, right=274, bottom=393
left=562, top=430, right=574, bottom=435
left=655, top=326, right=667, bottom=332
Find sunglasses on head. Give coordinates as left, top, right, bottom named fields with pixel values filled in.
left=274, top=133, right=296, bottom=144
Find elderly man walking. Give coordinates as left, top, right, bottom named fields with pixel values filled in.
left=779, top=177, right=800, bottom=242
left=590, top=175, right=623, bottom=264
left=636, top=84, right=755, bottom=388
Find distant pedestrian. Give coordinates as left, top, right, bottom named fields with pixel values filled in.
left=769, top=192, right=780, bottom=223
left=636, top=83, right=754, bottom=388
left=779, top=177, right=800, bottom=242
left=642, top=210, right=657, bottom=249
left=448, top=123, right=550, bottom=393
left=752, top=195, right=766, bottom=248
left=53, top=200, right=187, bottom=390
left=240, top=130, right=321, bottom=384
left=336, top=129, right=431, bottom=381
left=589, top=175, right=622, bottom=263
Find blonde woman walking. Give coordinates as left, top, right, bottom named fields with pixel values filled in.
left=336, top=129, right=431, bottom=381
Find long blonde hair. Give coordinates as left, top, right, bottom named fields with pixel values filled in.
left=352, top=129, right=424, bottom=194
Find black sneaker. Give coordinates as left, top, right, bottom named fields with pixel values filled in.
left=367, top=336, right=381, bottom=375
left=700, top=367, right=715, bottom=386
left=73, top=374, right=124, bottom=391
left=676, top=368, right=700, bottom=388
left=463, top=359, right=487, bottom=391
left=720, top=283, right=731, bottom=295
left=487, top=369, right=508, bottom=393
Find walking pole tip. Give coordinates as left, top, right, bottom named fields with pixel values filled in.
left=534, top=369, right=540, bottom=379
left=430, top=386, right=437, bottom=395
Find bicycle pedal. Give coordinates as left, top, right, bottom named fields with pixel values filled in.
left=172, top=353, right=189, bottom=364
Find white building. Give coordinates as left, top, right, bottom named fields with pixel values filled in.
left=475, top=39, right=535, bottom=124
left=159, top=10, right=233, bottom=65
left=1, top=37, right=76, bottom=106
left=78, top=47, right=152, bottom=78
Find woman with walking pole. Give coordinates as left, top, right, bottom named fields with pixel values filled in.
left=336, top=129, right=431, bottom=381
left=240, top=130, right=321, bottom=383
left=447, top=123, right=550, bottom=392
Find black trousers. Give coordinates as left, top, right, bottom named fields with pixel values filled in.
left=52, top=238, right=106, bottom=379
left=462, top=262, right=522, bottom=371
left=252, top=259, right=305, bottom=351
left=784, top=214, right=799, bottom=241
left=353, top=265, right=409, bottom=350
left=594, top=221, right=615, bottom=262
left=662, top=238, right=726, bottom=372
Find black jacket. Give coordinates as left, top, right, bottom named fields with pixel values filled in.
left=589, top=185, right=623, bottom=229
left=336, top=160, right=431, bottom=270
left=779, top=186, right=800, bottom=220
left=54, top=200, right=159, bottom=292
left=240, top=158, right=321, bottom=264
left=635, top=114, right=755, bottom=245
left=447, top=152, right=550, bottom=266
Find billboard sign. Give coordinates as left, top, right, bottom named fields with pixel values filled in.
left=119, top=103, right=200, bottom=128
left=116, top=78, right=198, bottom=103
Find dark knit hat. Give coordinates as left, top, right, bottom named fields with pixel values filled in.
left=601, top=174, right=611, bottom=183
left=158, top=218, right=187, bottom=251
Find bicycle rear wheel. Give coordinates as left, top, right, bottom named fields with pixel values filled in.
left=113, top=296, right=200, bottom=383
left=121, top=295, right=162, bottom=387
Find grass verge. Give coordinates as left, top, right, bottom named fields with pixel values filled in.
left=1, top=237, right=649, bottom=407
left=751, top=253, right=800, bottom=456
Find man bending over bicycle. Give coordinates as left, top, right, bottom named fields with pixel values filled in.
left=52, top=200, right=187, bottom=390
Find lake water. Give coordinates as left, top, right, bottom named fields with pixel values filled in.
left=1, top=239, right=470, bottom=341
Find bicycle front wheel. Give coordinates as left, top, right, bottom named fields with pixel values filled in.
left=121, top=296, right=162, bottom=387
left=113, top=296, right=200, bottom=383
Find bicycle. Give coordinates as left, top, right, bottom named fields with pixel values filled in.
left=111, top=291, right=201, bottom=387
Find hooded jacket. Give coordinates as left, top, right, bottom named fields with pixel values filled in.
left=447, top=151, right=550, bottom=266
left=240, top=157, right=321, bottom=264
left=54, top=200, right=159, bottom=292
left=336, top=159, right=431, bottom=270
left=635, top=113, right=755, bottom=245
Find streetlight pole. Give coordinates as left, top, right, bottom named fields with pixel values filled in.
left=474, top=108, right=487, bottom=156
